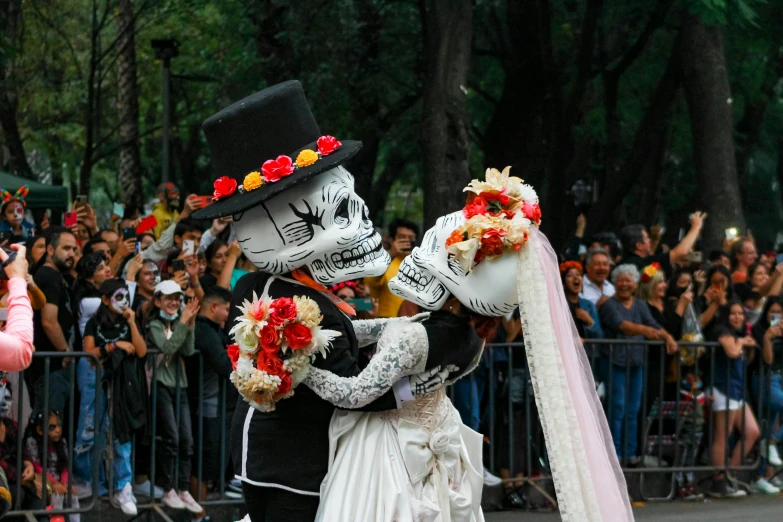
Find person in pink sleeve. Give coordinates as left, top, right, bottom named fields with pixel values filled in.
left=0, top=245, right=34, bottom=372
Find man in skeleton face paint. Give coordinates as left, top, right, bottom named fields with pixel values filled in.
left=192, top=81, right=448, bottom=522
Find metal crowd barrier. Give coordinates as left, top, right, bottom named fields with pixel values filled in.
left=472, top=339, right=783, bottom=502
left=6, top=351, right=101, bottom=519
left=2, top=349, right=241, bottom=522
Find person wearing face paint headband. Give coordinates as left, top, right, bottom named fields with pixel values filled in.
left=143, top=280, right=203, bottom=513
left=80, top=279, right=147, bottom=515
left=0, top=186, right=35, bottom=243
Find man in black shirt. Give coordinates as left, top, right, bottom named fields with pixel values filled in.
left=29, top=227, right=78, bottom=393
left=617, top=211, right=707, bottom=277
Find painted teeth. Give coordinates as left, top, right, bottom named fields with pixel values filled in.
left=328, top=233, right=386, bottom=269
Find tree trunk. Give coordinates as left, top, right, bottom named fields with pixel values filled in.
left=116, top=0, right=143, bottom=213
left=420, top=0, right=473, bottom=228
left=0, top=0, right=33, bottom=178
left=681, top=14, right=745, bottom=252
left=586, top=34, right=682, bottom=235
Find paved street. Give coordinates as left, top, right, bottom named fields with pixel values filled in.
left=485, top=495, right=783, bottom=521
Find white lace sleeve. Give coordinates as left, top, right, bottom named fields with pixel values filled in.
left=352, top=313, right=431, bottom=348
left=304, top=321, right=429, bottom=408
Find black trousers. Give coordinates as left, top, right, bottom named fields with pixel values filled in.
left=242, top=483, right=320, bottom=522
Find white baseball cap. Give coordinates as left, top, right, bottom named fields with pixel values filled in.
left=154, top=280, right=184, bottom=296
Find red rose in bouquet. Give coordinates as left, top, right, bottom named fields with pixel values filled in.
left=227, top=344, right=240, bottom=370
left=277, top=372, right=292, bottom=395
left=258, top=350, right=284, bottom=376
left=463, top=197, right=488, bottom=219
left=213, top=176, right=237, bottom=200
left=284, top=323, right=313, bottom=350
left=260, top=324, right=281, bottom=353
left=482, top=191, right=510, bottom=206
left=316, top=135, right=341, bottom=156
left=269, top=297, right=297, bottom=325
left=262, top=155, right=295, bottom=183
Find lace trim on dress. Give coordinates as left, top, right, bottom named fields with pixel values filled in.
left=304, top=320, right=429, bottom=409
left=516, top=232, right=603, bottom=521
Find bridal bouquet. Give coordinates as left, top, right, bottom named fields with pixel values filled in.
left=227, top=292, right=340, bottom=412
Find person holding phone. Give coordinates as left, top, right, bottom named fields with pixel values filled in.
left=751, top=297, right=783, bottom=487
left=0, top=244, right=34, bottom=371
left=616, top=211, right=707, bottom=279
left=363, top=219, right=418, bottom=318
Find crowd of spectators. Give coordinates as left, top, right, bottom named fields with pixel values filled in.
left=2, top=180, right=783, bottom=516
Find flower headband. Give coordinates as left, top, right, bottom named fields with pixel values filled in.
left=212, top=136, right=342, bottom=201
left=330, top=280, right=359, bottom=295
left=641, top=262, right=662, bottom=283
left=1, top=185, right=29, bottom=208
left=445, top=167, right=541, bottom=272
left=559, top=260, right=583, bottom=275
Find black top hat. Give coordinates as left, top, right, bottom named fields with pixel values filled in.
left=192, top=80, right=362, bottom=219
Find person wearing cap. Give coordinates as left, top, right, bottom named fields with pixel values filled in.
left=81, top=279, right=147, bottom=515
left=144, top=280, right=202, bottom=513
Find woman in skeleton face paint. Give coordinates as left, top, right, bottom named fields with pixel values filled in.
left=81, top=278, right=147, bottom=514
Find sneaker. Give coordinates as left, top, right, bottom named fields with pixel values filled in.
left=228, top=479, right=243, bottom=493
left=769, top=441, right=783, bottom=467
left=750, top=477, right=780, bottom=495
left=111, top=483, right=138, bottom=516
left=483, top=468, right=502, bottom=487
left=133, top=480, right=164, bottom=499
left=72, top=482, right=92, bottom=500
left=178, top=490, right=203, bottom=514
left=161, top=489, right=186, bottom=510
left=224, top=490, right=243, bottom=500
left=725, top=483, right=748, bottom=498
left=503, top=487, right=526, bottom=509
left=771, top=476, right=783, bottom=488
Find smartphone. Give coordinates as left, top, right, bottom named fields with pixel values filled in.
left=136, top=215, right=158, bottom=234
left=0, top=232, right=11, bottom=245
left=725, top=227, right=739, bottom=241
left=182, top=239, right=195, bottom=256
left=113, top=202, right=125, bottom=218
left=0, top=308, right=7, bottom=322
left=74, top=195, right=88, bottom=210
left=195, top=195, right=213, bottom=208
left=776, top=253, right=783, bottom=265
left=135, top=241, right=142, bottom=255
left=772, top=314, right=782, bottom=327
left=122, top=228, right=137, bottom=240
left=64, top=211, right=78, bottom=227
left=172, top=259, right=185, bottom=273
left=0, top=249, right=16, bottom=280
left=347, top=297, right=374, bottom=312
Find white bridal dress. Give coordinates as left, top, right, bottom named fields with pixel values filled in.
left=304, top=318, right=485, bottom=522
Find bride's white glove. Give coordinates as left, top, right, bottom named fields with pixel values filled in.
left=409, top=365, right=456, bottom=397
left=352, top=313, right=431, bottom=348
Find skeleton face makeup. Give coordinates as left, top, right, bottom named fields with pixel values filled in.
left=233, top=166, right=390, bottom=285
left=111, top=288, right=130, bottom=313
left=389, top=211, right=518, bottom=315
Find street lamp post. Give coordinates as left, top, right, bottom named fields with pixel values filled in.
left=151, top=39, right=179, bottom=184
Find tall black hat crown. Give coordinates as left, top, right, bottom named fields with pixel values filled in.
left=192, top=80, right=361, bottom=219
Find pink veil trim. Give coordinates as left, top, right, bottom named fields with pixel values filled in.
left=516, top=229, right=633, bottom=521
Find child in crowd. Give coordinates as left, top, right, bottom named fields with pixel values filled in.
left=81, top=279, right=147, bottom=515
left=145, top=280, right=202, bottom=514
left=23, top=410, right=79, bottom=521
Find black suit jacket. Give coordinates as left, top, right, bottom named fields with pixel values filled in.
left=230, top=272, right=399, bottom=494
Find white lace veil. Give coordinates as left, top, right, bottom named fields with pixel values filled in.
left=516, top=228, right=634, bottom=522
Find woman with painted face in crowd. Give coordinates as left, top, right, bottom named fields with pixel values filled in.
left=144, top=281, right=202, bottom=514
left=0, top=186, right=35, bottom=243
left=80, top=279, right=147, bottom=514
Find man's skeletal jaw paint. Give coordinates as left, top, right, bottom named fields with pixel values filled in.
left=111, top=287, right=131, bottom=313
left=389, top=211, right=518, bottom=316
left=232, top=166, right=391, bottom=285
